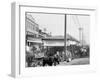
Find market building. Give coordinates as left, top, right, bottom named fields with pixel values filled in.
left=25, top=14, right=80, bottom=59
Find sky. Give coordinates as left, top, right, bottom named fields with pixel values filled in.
left=27, top=13, right=90, bottom=45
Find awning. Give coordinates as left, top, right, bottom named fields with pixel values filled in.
left=43, top=41, right=77, bottom=46
left=43, top=42, right=64, bottom=46
left=27, top=40, right=42, bottom=44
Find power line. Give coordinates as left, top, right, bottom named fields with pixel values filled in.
left=72, top=15, right=78, bottom=27
left=75, top=15, right=81, bottom=27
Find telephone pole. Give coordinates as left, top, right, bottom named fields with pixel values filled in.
left=64, top=14, right=67, bottom=54
left=79, top=27, right=83, bottom=46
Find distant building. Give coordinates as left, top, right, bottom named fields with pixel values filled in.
left=26, top=14, right=39, bottom=39
left=25, top=14, right=50, bottom=52
left=38, top=29, right=51, bottom=38
left=26, top=14, right=41, bottom=47
left=26, top=14, right=51, bottom=40
left=42, top=34, right=79, bottom=47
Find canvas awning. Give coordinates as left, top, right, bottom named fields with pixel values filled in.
left=27, top=40, right=42, bottom=44
left=43, top=42, right=64, bottom=46
left=43, top=40, right=77, bottom=47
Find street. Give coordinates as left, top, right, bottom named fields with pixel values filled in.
left=58, top=57, right=89, bottom=66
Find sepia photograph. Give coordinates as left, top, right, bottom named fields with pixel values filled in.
left=25, top=12, right=90, bottom=67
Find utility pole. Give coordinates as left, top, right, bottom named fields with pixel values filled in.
left=79, top=27, right=83, bottom=46
left=64, top=14, right=67, bottom=54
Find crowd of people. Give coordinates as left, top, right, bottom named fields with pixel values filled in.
left=26, top=45, right=89, bottom=67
